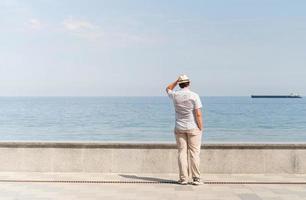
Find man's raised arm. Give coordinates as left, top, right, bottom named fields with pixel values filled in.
left=166, top=79, right=178, bottom=93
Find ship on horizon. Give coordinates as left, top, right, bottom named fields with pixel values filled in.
left=251, top=93, right=302, bottom=98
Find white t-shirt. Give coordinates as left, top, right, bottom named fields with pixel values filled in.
left=167, top=87, right=202, bottom=131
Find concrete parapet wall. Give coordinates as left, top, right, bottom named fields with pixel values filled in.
left=0, top=142, right=306, bottom=174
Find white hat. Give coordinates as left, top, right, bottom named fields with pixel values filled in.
left=177, top=75, right=190, bottom=84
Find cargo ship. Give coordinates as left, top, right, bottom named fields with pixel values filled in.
left=251, top=94, right=302, bottom=98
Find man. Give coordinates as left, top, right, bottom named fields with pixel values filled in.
left=166, top=75, right=203, bottom=185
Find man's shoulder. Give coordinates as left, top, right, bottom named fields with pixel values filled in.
left=188, top=90, right=200, bottom=98
left=175, top=89, right=201, bottom=98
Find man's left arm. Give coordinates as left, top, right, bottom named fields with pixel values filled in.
left=194, top=95, right=204, bottom=131
left=195, top=108, right=203, bottom=131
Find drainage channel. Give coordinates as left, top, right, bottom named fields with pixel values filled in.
left=0, top=180, right=306, bottom=185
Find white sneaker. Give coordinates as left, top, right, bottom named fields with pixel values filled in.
left=192, top=177, right=203, bottom=185
left=177, top=179, right=188, bottom=185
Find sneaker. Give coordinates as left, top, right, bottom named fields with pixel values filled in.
left=177, top=179, right=188, bottom=185
left=192, top=177, right=203, bottom=185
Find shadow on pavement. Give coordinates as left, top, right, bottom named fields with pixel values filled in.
left=119, top=174, right=177, bottom=183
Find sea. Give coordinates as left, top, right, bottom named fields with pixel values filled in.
left=0, top=96, right=305, bottom=142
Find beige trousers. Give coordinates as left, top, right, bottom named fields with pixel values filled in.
left=175, top=129, right=202, bottom=181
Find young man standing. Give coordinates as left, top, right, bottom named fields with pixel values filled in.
left=166, top=75, right=203, bottom=185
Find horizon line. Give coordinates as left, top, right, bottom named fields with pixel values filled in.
left=0, top=95, right=302, bottom=98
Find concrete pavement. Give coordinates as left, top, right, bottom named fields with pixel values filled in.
left=0, top=173, right=306, bottom=200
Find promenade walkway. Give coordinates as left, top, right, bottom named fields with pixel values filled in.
left=0, top=173, right=306, bottom=200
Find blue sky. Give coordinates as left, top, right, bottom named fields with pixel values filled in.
left=0, top=0, right=305, bottom=96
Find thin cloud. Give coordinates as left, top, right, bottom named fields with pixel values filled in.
left=63, top=18, right=97, bottom=31
left=61, top=17, right=163, bottom=46
left=62, top=17, right=103, bottom=40
left=27, top=18, right=43, bottom=30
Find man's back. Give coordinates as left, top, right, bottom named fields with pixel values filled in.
left=168, top=87, right=202, bottom=130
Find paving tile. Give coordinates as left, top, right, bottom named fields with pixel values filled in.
left=238, top=193, right=263, bottom=200
left=174, top=185, right=194, bottom=191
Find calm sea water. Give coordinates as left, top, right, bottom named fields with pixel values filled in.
left=0, top=97, right=305, bottom=142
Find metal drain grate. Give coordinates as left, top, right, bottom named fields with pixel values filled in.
left=0, top=180, right=177, bottom=184
left=204, top=181, right=306, bottom=185
left=0, top=179, right=305, bottom=185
